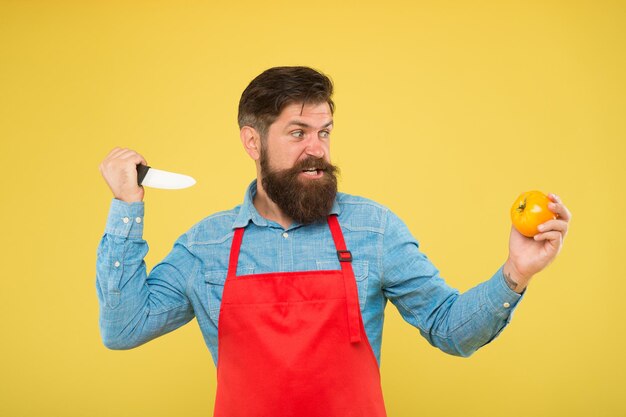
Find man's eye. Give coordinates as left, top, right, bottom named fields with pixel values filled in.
left=319, top=130, right=330, bottom=138
left=291, top=130, right=304, bottom=138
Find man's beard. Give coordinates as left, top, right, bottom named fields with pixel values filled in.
left=260, top=151, right=339, bottom=225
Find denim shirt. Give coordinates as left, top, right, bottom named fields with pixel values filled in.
left=96, top=180, right=523, bottom=366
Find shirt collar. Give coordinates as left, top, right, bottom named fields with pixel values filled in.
left=232, top=179, right=342, bottom=230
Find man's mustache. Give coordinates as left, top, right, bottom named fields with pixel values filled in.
left=286, top=157, right=339, bottom=175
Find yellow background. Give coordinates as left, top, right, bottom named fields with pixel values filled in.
left=1, top=1, right=624, bottom=416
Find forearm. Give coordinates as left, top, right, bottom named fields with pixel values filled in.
left=423, top=266, right=524, bottom=357
left=96, top=199, right=194, bottom=349
left=382, top=210, right=524, bottom=357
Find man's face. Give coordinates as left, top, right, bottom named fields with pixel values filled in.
left=262, top=101, right=334, bottom=172
left=259, top=102, right=339, bottom=224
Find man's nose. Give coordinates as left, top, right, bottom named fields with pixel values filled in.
left=305, top=136, right=325, bottom=158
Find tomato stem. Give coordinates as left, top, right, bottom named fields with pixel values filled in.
left=516, top=198, right=527, bottom=213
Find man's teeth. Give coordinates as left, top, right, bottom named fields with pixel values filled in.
left=303, top=168, right=319, bottom=176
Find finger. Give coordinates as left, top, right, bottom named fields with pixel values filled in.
left=115, top=149, right=136, bottom=159
left=123, top=151, right=147, bottom=166
left=103, top=147, right=124, bottom=161
left=547, top=201, right=572, bottom=222
left=109, top=147, right=129, bottom=158
left=533, top=230, right=562, bottom=244
left=105, top=146, right=120, bottom=156
left=102, top=150, right=148, bottom=179
left=537, top=219, right=568, bottom=234
left=548, top=193, right=561, bottom=203
left=100, top=147, right=126, bottom=172
left=116, top=149, right=147, bottom=166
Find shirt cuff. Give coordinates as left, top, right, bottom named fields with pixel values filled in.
left=482, top=265, right=525, bottom=320
left=104, top=198, right=145, bottom=239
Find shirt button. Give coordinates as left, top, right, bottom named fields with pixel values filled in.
left=282, top=232, right=289, bottom=238
left=114, top=261, right=121, bottom=268
left=122, top=217, right=130, bottom=224
left=135, top=217, right=142, bottom=223
left=503, top=302, right=511, bottom=309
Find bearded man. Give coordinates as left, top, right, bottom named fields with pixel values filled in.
left=97, top=66, right=571, bottom=417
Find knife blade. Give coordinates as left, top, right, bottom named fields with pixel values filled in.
left=136, top=164, right=196, bottom=189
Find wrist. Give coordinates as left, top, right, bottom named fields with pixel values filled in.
left=503, top=259, right=531, bottom=294
left=115, top=191, right=143, bottom=203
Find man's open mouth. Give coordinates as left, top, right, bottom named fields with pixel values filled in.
left=301, top=168, right=323, bottom=177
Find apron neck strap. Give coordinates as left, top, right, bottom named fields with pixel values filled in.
left=327, top=214, right=348, bottom=254
left=328, top=214, right=362, bottom=343
left=227, top=228, right=245, bottom=279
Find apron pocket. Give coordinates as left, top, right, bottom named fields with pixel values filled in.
left=204, top=266, right=255, bottom=323
left=316, top=260, right=369, bottom=309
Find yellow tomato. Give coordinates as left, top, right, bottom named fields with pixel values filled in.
left=510, top=190, right=556, bottom=237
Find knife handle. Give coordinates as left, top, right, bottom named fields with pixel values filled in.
left=136, top=164, right=151, bottom=186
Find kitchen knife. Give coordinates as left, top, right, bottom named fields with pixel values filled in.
left=136, top=164, right=196, bottom=189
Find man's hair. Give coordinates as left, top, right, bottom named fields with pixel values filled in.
left=238, top=66, right=335, bottom=139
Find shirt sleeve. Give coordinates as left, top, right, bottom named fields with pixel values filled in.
left=96, top=199, right=197, bottom=350
left=381, top=210, right=523, bottom=357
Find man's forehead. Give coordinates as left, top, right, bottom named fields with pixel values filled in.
left=278, top=102, right=332, bottom=121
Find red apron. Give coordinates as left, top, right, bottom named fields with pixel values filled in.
left=213, top=214, right=387, bottom=417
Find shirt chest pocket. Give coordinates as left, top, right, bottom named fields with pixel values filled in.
left=316, top=260, right=369, bottom=310
left=203, top=266, right=255, bottom=323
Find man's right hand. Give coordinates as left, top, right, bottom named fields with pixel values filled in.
left=99, top=147, right=147, bottom=203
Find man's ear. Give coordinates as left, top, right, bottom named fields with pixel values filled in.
left=240, top=126, right=261, bottom=160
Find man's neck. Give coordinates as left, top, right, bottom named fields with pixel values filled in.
left=253, top=182, right=293, bottom=230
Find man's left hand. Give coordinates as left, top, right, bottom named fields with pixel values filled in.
left=503, top=193, right=572, bottom=292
